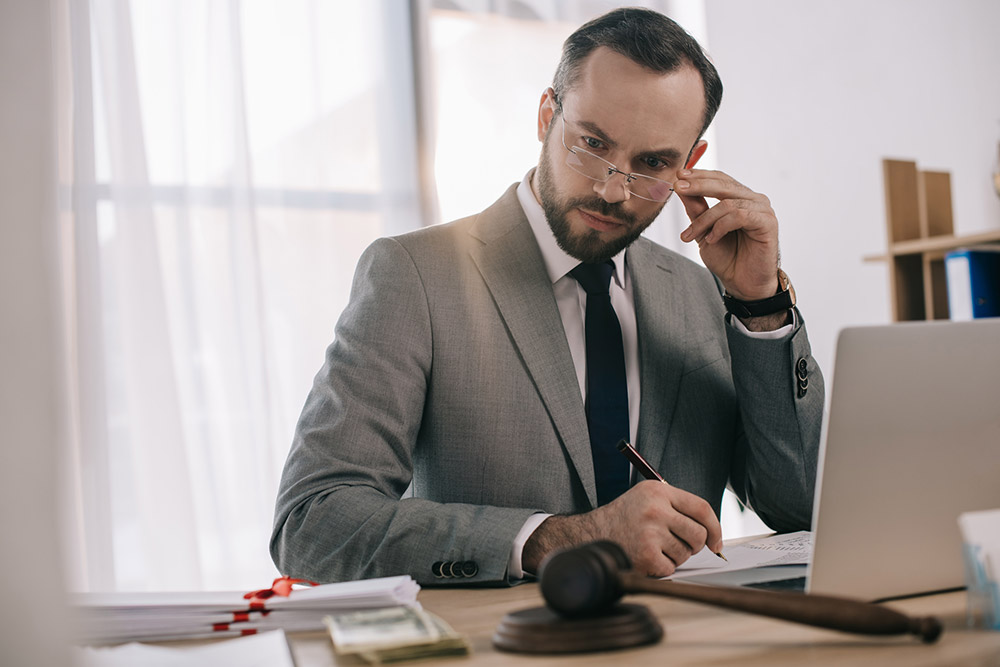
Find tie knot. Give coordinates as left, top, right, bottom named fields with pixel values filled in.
left=570, top=261, right=615, bottom=296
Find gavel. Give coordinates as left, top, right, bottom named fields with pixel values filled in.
left=538, top=541, right=942, bottom=642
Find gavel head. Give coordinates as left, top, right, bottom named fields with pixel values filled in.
left=539, top=541, right=632, bottom=617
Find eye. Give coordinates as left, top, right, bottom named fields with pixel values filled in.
left=640, top=156, right=669, bottom=171
left=583, top=136, right=604, bottom=150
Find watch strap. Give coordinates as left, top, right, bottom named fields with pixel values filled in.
left=723, top=269, right=795, bottom=318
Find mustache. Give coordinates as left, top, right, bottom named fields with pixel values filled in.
left=566, top=196, right=637, bottom=226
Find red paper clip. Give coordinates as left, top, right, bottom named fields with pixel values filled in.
left=243, top=576, right=318, bottom=609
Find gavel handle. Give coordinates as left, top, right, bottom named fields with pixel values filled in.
left=619, top=571, right=943, bottom=643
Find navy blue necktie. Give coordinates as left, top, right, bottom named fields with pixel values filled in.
left=570, top=261, right=631, bottom=505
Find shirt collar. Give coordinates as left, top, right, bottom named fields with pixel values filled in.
left=516, top=169, right=627, bottom=287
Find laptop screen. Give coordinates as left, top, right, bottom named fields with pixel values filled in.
left=807, top=319, right=1000, bottom=601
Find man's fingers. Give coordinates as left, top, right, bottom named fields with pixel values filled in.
left=667, top=514, right=709, bottom=555
left=678, top=192, right=709, bottom=226
left=659, top=539, right=691, bottom=572
left=646, top=550, right=680, bottom=578
left=646, top=526, right=703, bottom=575
left=682, top=198, right=774, bottom=246
left=609, top=482, right=724, bottom=574
left=681, top=198, right=733, bottom=245
left=676, top=169, right=754, bottom=200
left=702, top=213, right=744, bottom=245
left=669, top=489, right=724, bottom=553
left=636, top=537, right=693, bottom=578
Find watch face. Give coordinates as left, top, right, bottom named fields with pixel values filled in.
left=778, top=270, right=797, bottom=307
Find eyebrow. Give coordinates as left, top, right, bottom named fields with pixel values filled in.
left=573, top=118, right=684, bottom=164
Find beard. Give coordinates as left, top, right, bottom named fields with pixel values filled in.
left=536, top=132, right=664, bottom=264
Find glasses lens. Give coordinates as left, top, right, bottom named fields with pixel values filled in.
left=561, top=116, right=673, bottom=202
left=628, top=174, right=674, bottom=202
left=565, top=148, right=613, bottom=182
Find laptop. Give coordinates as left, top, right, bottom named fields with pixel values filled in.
left=683, top=319, right=1000, bottom=601
left=805, top=318, right=1000, bottom=600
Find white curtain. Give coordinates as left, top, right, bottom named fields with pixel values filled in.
left=57, top=0, right=428, bottom=592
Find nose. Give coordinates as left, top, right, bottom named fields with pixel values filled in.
left=593, top=169, right=631, bottom=204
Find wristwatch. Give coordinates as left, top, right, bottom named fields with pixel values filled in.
left=723, top=269, right=796, bottom=318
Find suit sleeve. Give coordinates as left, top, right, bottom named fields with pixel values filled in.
left=270, top=237, right=540, bottom=586
left=724, top=309, right=824, bottom=532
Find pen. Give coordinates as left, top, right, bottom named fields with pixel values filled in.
left=616, top=439, right=727, bottom=562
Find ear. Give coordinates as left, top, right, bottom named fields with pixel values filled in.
left=537, top=87, right=558, bottom=142
left=685, top=140, right=708, bottom=169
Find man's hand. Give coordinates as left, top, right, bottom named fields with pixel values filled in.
left=521, top=480, right=723, bottom=577
left=676, top=169, right=781, bottom=302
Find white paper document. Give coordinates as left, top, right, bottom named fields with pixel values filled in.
left=73, top=576, right=421, bottom=644
left=671, top=531, right=813, bottom=580
left=74, top=629, right=294, bottom=667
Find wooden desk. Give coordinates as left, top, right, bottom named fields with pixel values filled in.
left=286, top=584, right=1000, bottom=666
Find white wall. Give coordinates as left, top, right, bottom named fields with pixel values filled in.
left=0, top=0, right=71, bottom=663
left=703, top=0, right=1000, bottom=376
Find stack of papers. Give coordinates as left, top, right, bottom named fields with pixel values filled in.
left=75, top=628, right=295, bottom=667
left=73, top=576, right=421, bottom=644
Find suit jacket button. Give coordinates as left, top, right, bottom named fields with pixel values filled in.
left=796, top=357, right=809, bottom=380
left=432, top=561, right=444, bottom=577
left=461, top=561, right=478, bottom=577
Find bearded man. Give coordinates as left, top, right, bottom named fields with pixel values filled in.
left=272, top=7, right=824, bottom=586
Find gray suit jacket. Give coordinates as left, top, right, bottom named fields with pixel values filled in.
left=271, top=184, right=824, bottom=586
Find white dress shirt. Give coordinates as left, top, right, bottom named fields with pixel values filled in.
left=506, top=171, right=793, bottom=579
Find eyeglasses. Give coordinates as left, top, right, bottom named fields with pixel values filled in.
left=558, top=108, right=675, bottom=203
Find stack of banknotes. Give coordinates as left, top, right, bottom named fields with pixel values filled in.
left=326, top=605, right=470, bottom=664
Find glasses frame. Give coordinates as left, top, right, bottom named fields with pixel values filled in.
left=557, top=104, right=675, bottom=203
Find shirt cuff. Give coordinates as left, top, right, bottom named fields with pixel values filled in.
left=507, top=513, right=552, bottom=580
left=728, top=309, right=797, bottom=340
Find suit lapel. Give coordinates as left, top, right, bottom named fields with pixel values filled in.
left=630, top=239, right=687, bottom=475
left=467, top=186, right=597, bottom=508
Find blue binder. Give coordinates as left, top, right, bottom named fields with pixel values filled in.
left=945, top=248, right=1000, bottom=319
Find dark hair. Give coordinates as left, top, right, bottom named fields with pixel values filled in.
left=552, top=7, right=723, bottom=140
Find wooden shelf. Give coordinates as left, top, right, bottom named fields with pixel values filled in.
left=864, top=228, right=1000, bottom=262
left=870, top=159, right=1000, bottom=321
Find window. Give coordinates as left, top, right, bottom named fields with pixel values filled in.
left=62, top=0, right=427, bottom=591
